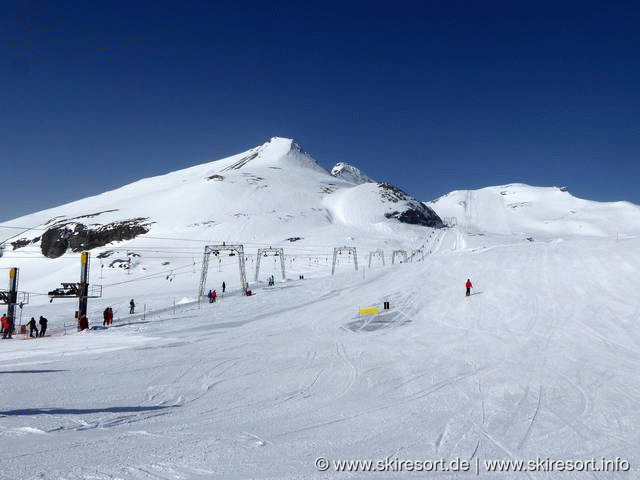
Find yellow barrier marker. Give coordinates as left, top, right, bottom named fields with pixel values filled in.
left=359, top=307, right=379, bottom=315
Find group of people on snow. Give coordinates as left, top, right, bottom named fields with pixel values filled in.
left=26, top=316, right=48, bottom=337
left=2, top=278, right=475, bottom=340
left=1, top=314, right=13, bottom=339
left=103, top=307, right=114, bottom=326
left=207, top=289, right=217, bottom=303
left=1, top=297, right=140, bottom=339
left=82, top=300, right=132, bottom=331
left=1, top=314, right=48, bottom=339
left=207, top=281, right=226, bottom=303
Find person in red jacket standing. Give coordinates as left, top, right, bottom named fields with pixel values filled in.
left=1, top=314, right=11, bottom=339
left=465, top=278, right=473, bottom=297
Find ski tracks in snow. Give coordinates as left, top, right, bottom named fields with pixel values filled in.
left=334, top=341, right=359, bottom=399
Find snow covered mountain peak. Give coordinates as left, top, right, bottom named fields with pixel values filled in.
left=254, top=137, right=298, bottom=160
left=1, top=137, right=444, bottom=262
left=218, top=137, right=327, bottom=174
left=427, top=183, right=640, bottom=237
left=330, top=162, right=376, bottom=184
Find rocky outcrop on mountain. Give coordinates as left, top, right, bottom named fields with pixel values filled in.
left=40, top=218, right=152, bottom=258
left=379, top=184, right=445, bottom=228
left=11, top=237, right=39, bottom=250
left=330, top=163, right=376, bottom=184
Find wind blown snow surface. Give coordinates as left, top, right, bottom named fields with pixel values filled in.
left=2, top=147, right=640, bottom=479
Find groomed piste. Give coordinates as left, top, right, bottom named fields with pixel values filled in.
left=1, top=139, right=640, bottom=479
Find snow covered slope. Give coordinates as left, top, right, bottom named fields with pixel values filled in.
left=428, top=183, right=640, bottom=238
left=0, top=137, right=442, bottom=302
left=1, top=232, right=640, bottom=479
left=3, top=137, right=441, bottom=254
left=2, top=143, right=640, bottom=479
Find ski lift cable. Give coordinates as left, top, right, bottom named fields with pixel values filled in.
left=102, top=269, right=193, bottom=288
left=2, top=229, right=396, bottom=253
left=101, top=262, right=195, bottom=287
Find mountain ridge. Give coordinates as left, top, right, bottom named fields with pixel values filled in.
left=1, top=137, right=443, bottom=259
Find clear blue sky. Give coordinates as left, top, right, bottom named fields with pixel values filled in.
left=1, top=1, right=639, bottom=222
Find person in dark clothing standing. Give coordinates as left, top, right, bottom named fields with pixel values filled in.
left=103, top=307, right=110, bottom=326
left=222, top=281, right=226, bottom=294
left=39, top=316, right=48, bottom=337
left=465, top=278, right=473, bottom=297
left=129, top=299, right=135, bottom=314
left=27, top=317, right=39, bottom=338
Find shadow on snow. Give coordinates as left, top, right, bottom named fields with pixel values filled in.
left=0, top=405, right=175, bottom=416
left=0, top=369, right=68, bottom=374
left=344, top=311, right=411, bottom=333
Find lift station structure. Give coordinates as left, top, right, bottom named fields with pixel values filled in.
left=368, top=249, right=385, bottom=268
left=199, top=244, right=248, bottom=296
left=331, top=247, right=358, bottom=275
left=255, top=247, right=285, bottom=282
left=392, top=250, right=408, bottom=264
left=48, top=252, right=102, bottom=330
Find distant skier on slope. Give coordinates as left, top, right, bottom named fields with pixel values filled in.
left=129, top=299, right=135, bottom=314
left=222, top=281, right=226, bottom=294
left=466, top=278, right=473, bottom=297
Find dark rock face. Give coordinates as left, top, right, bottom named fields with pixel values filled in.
left=11, top=237, right=38, bottom=250
left=384, top=208, right=443, bottom=227
left=40, top=228, right=72, bottom=258
left=384, top=208, right=444, bottom=227
left=40, top=218, right=152, bottom=258
left=378, top=184, right=445, bottom=228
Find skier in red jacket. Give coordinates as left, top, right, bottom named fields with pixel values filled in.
left=1, top=314, right=11, bottom=338
left=465, top=279, right=472, bottom=297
